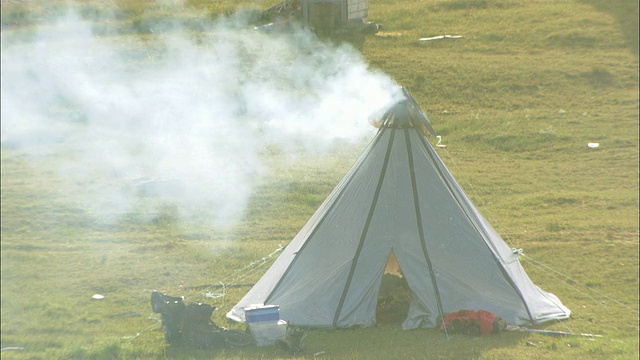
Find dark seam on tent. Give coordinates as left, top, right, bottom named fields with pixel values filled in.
left=404, top=127, right=449, bottom=333
left=414, top=130, right=536, bottom=323
left=332, top=127, right=396, bottom=328
left=264, top=128, right=388, bottom=306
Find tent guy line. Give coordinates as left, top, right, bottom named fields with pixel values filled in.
left=520, top=253, right=639, bottom=314
left=189, top=246, right=285, bottom=310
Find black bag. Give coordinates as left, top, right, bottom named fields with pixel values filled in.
left=151, top=291, right=224, bottom=349
left=183, top=303, right=214, bottom=324
left=183, top=303, right=225, bottom=349
left=184, top=323, right=225, bottom=349
left=151, top=291, right=186, bottom=345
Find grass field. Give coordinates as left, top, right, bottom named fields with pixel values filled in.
left=1, top=0, right=638, bottom=359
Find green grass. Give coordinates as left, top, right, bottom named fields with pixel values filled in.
left=1, top=0, right=638, bottom=359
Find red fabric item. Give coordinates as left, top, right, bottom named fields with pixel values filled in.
left=477, top=309, right=497, bottom=336
left=439, top=309, right=497, bottom=336
left=440, top=309, right=477, bottom=329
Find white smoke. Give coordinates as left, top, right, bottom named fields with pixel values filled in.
left=1, top=6, right=398, bottom=226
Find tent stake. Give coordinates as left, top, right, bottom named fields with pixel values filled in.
left=506, top=325, right=602, bottom=338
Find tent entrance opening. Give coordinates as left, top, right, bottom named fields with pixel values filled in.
left=376, top=251, right=412, bottom=324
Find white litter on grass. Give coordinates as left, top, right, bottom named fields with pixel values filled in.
left=375, top=31, right=402, bottom=38
left=587, top=143, right=600, bottom=148
left=419, top=35, right=463, bottom=42
left=92, top=294, right=105, bottom=300
left=1, top=347, right=25, bottom=352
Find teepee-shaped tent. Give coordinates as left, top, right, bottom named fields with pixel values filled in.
left=227, top=88, right=570, bottom=329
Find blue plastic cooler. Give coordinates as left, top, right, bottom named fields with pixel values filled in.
left=245, top=305, right=280, bottom=323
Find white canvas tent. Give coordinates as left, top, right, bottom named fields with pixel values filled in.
left=227, top=88, right=570, bottom=329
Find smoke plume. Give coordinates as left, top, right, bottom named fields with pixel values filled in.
left=1, top=4, right=398, bottom=226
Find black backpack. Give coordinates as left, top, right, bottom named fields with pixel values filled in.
left=151, top=291, right=225, bottom=349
